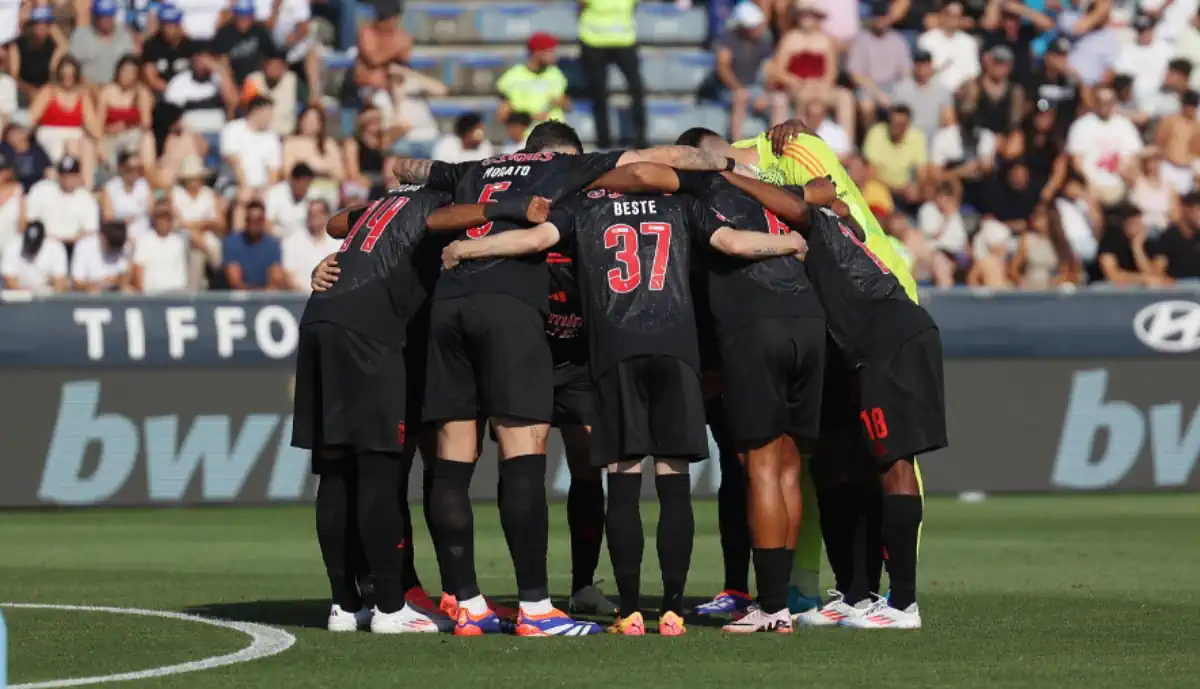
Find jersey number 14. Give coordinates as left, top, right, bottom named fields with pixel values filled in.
left=604, top=222, right=672, bottom=294
left=340, top=196, right=410, bottom=253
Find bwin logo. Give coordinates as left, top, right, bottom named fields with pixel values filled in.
left=1133, top=300, right=1200, bottom=353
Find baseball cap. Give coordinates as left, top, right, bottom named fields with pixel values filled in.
left=913, top=49, right=933, bottom=63
left=58, top=155, right=80, bottom=175
left=987, top=45, right=1014, bottom=63
left=158, top=4, right=182, bottom=23
left=92, top=0, right=117, bottom=18
left=729, top=1, right=766, bottom=29
left=29, top=5, right=53, bottom=22
left=233, top=0, right=255, bottom=17
left=22, top=221, right=46, bottom=255
left=1047, top=37, right=1072, bottom=55
left=527, top=32, right=558, bottom=53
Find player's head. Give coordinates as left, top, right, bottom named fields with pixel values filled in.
left=524, top=121, right=583, bottom=154
left=674, top=127, right=730, bottom=154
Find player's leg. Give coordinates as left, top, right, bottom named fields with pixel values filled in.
left=694, top=402, right=754, bottom=617
left=605, top=457, right=648, bottom=636
left=653, top=457, right=694, bottom=637
left=561, top=423, right=617, bottom=615
left=314, top=447, right=371, bottom=632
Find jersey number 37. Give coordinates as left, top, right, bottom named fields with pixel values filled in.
left=603, top=222, right=672, bottom=294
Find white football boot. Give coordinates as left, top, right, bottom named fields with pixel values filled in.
left=794, top=590, right=870, bottom=627
left=841, top=596, right=922, bottom=629
left=327, top=604, right=372, bottom=632
left=371, top=603, right=455, bottom=634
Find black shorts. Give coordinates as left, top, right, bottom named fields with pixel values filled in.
left=552, top=362, right=594, bottom=427
left=423, top=294, right=554, bottom=424
left=719, top=316, right=826, bottom=453
left=292, top=322, right=408, bottom=472
left=403, top=309, right=431, bottom=431
left=591, top=355, right=709, bottom=466
left=816, top=328, right=947, bottom=479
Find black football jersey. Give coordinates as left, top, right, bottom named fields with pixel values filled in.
left=549, top=189, right=715, bottom=377
left=800, top=206, right=936, bottom=366
left=692, top=176, right=825, bottom=335
left=427, top=151, right=625, bottom=310
left=546, top=252, right=586, bottom=366
left=300, top=185, right=452, bottom=347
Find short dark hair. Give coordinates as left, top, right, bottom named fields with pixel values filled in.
left=1169, top=58, right=1194, bottom=75
left=674, top=127, right=723, bottom=147
left=889, top=103, right=913, bottom=119
left=247, top=96, right=274, bottom=114
left=454, top=113, right=484, bottom=138
left=1184, top=191, right=1200, bottom=207
left=246, top=200, right=266, bottom=213
left=524, top=120, right=583, bottom=153
left=506, top=111, right=533, bottom=127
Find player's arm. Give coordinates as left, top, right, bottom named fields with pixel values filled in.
left=709, top=226, right=807, bottom=259
left=719, top=173, right=834, bottom=228
left=391, top=159, right=476, bottom=190
left=585, top=164, right=714, bottom=195
left=615, top=146, right=734, bottom=172
left=426, top=197, right=551, bottom=233
left=325, top=203, right=371, bottom=240
left=442, top=222, right=563, bottom=269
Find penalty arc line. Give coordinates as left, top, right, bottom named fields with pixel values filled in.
left=0, top=603, right=296, bottom=689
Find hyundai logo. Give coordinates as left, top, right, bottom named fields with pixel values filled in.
left=1133, top=300, right=1200, bottom=353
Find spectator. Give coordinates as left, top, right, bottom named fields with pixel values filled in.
left=131, top=199, right=190, bottom=294
left=846, top=15, right=913, bottom=128
left=1003, top=101, right=1069, bottom=204
left=930, top=103, right=996, bottom=206
left=891, top=49, right=953, bottom=144
left=220, top=95, right=282, bottom=198
left=769, top=2, right=852, bottom=134
left=383, top=61, right=446, bottom=147
left=1065, top=0, right=1119, bottom=90
left=917, top=1, right=981, bottom=95
left=256, top=0, right=322, bottom=107
left=342, top=4, right=412, bottom=109
left=1148, top=59, right=1195, bottom=121
left=1127, top=148, right=1179, bottom=236
left=431, top=113, right=495, bottom=164
left=173, top=0, right=228, bottom=42
left=1116, top=14, right=1172, bottom=115
left=342, top=105, right=390, bottom=187
left=281, top=198, right=339, bottom=292
left=141, top=5, right=197, bottom=94
left=979, top=0, right=1052, bottom=86
left=169, top=156, right=224, bottom=288
left=805, top=100, right=851, bottom=158
left=710, top=1, right=773, bottom=141
left=214, top=0, right=276, bottom=86
left=1066, top=86, right=1143, bottom=206
left=0, top=152, right=22, bottom=253
left=141, top=103, right=208, bottom=189
left=1027, top=38, right=1080, bottom=138
left=1057, top=194, right=1101, bottom=270
left=70, top=220, right=130, bottom=292
left=164, top=42, right=237, bottom=137
left=1009, top=203, right=1081, bottom=288
left=1152, top=191, right=1200, bottom=281
left=69, top=0, right=136, bottom=87
left=26, top=156, right=99, bottom=251
left=97, top=56, right=152, bottom=165
left=30, top=56, right=99, bottom=184
left=1177, top=12, right=1200, bottom=90
left=978, top=160, right=1041, bottom=235
left=11, top=6, right=68, bottom=101
left=223, top=199, right=285, bottom=290
left=578, top=0, right=646, bottom=148
left=74, top=0, right=156, bottom=36
left=809, top=0, right=860, bottom=51
left=0, top=48, right=15, bottom=131
left=265, top=162, right=315, bottom=239
left=961, top=45, right=1024, bottom=136
left=884, top=211, right=927, bottom=278
left=497, top=32, right=569, bottom=129
left=1, top=123, right=52, bottom=192
left=862, top=104, right=928, bottom=210
left=283, top=106, right=343, bottom=182
left=501, top=111, right=532, bottom=154
left=0, top=221, right=68, bottom=293
left=101, top=151, right=151, bottom=238
left=1097, top=204, right=1168, bottom=286
left=917, top=179, right=970, bottom=286
left=1154, top=88, right=1199, bottom=195
left=242, top=50, right=298, bottom=136
left=847, top=153, right=895, bottom=219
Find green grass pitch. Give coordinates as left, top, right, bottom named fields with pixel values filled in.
left=3, top=495, right=1200, bottom=688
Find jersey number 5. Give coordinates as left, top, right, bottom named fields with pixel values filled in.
left=466, top=182, right=513, bottom=238
left=603, top=222, right=672, bottom=294
left=340, top=196, right=410, bottom=253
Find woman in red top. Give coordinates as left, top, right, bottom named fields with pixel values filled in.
left=766, top=2, right=854, bottom=136
left=98, top=56, right=153, bottom=165
left=29, top=56, right=100, bottom=186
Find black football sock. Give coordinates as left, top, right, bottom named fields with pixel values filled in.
left=356, top=452, right=408, bottom=614
left=817, top=482, right=861, bottom=599
left=752, top=547, right=791, bottom=614
left=315, top=464, right=361, bottom=611
left=429, top=458, right=480, bottom=600
left=423, top=463, right=456, bottom=596
left=567, top=477, right=605, bottom=594
left=605, top=472, right=644, bottom=617
left=862, top=481, right=885, bottom=598
left=715, top=424, right=751, bottom=594
left=397, top=466, right=421, bottom=593
left=655, top=474, right=694, bottom=616
left=499, top=454, right=550, bottom=602
left=881, top=494, right=923, bottom=610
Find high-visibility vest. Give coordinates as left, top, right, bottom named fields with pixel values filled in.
left=578, top=0, right=637, bottom=48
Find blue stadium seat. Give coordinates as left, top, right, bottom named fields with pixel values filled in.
left=668, top=52, right=713, bottom=93
left=635, top=5, right=707, bottom=44
left=476, top=4, right=577, bottom=43
left=409, top=56, right=448, bottom=86
left=455, top=54, right=511, bottom=95
left=404, top=5, right=479, bottom=44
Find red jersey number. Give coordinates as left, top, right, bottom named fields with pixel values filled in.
left=340, top=196, right=410, bottom=253
left=603, top=222, right=674, bottom=294
left=763, top=209, right=790, bottom=235
left=466, top=182, right=512, bottom=239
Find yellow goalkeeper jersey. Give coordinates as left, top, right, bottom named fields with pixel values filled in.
left=733, top=133, right=919, bottom=303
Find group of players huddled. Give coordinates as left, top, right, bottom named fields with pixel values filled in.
left=291, top=118, right=946, bottom=637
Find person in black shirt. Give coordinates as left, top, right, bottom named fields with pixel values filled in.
left=213, top=0, right=277, bottom=85
left=140, top=5, right=196, bottom=94
left=390, top=120, right=737, bottom=636
left=1153, top=193, right=1200, bottom=281
left=721, top=174, right=946, bottom=631
left=14, top=6, right=66, bottom=100
left=1096, top=204, right=1167, bottom=286
left=978, top=0, right=1054, bottom=86
left=1025, top=38, right=1079, bottom=137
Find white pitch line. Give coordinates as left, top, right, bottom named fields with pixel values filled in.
left=0, top=602, right=296, bottom=689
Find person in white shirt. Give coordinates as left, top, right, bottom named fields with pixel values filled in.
left=172, top=0, right=227, bottom=41
left=265, top=163, right=315, bottom=239
left=806, top=101, right=852, bottom=158
left=1066, top=86, right=1144, bottom=205
left=1115, top=15, right=1173, bottom=113
left=431, top=113, right=495, bottom=164
left=221, top=96, right=283, bottom=196
left=0, top=221, right=68, bottom=293
left=0, top=47, right=18, bottom=130
left=164, top=46, right=236, bottom=135
left=169, top=155, right=224, bottom=289
left=101, top=152, right=152, bottom=239
left=71, top=220, right=131, bottom=292
left=132, top=199, right=191, bottom=294
left=26, top=156, right=100, bottom=249
left=251, top=0, right=321, bottom=104
left=281, top=199, right=340, bottom=292
left=917, top=1, right=981, bottom=95
left=916, top=180, right=970, bottom=287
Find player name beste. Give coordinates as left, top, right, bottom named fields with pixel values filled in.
left=613, top=199, right=658, bottom=216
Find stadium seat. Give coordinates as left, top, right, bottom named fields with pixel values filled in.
left=635, top=4, right=707, bottom=44
left=455, top=54, right=513, bottom=96
left=476, top=4, right=578, bottom=43
left=404, top=5, right=479, bottom=44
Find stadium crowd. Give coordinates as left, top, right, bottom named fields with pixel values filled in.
left=1, top=0, right=1199, bottom=295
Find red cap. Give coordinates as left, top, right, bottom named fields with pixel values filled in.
left=527, top=32, right=559, bottom=53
